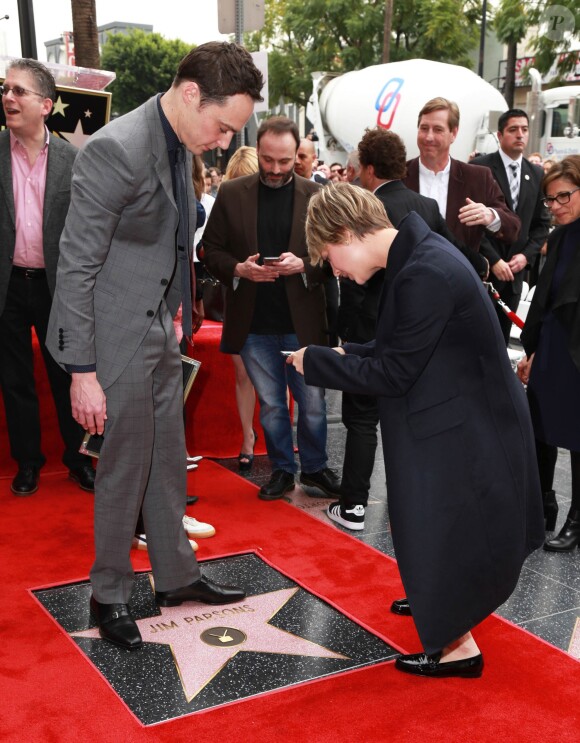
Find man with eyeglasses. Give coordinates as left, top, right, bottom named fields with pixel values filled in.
left=472, top=109, right=550, bottom=343
left=0, top=58, right=96, bottom=496
left=46, top=43, right=264, bottom=651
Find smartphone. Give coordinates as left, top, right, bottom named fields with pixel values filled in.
left=263, top=256, right=281, bottom=265
left=280, top=351, right=294, bottom=357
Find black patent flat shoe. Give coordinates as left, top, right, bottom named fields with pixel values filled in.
left=390, top=597, right=412, bottom=616
left=395, top=651, right=483, bottom=678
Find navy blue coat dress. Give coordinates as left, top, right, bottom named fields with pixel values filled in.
left=304, top=212, right=544, bottom=654
left=522, top=220, right=580, bottom=452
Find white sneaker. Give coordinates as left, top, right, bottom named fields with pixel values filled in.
left=186, top=463, right=198, bottom=471
left=186, top=455, right=203, bottom=463
left=132, top=534, right=198, bottom=551
left=326, top=502, right=365, bottom=531
left=182, top=515, right=215, bottom=538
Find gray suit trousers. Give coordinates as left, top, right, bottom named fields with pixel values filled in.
left=89, top=300, right=201, bottom=603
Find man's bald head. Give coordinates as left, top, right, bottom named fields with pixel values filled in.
left=295, top=137, right=317, bottom=178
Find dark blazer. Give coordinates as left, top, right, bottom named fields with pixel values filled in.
left=522, top=223, right=580, bottom=372
left=304, top=213, right=544, bottom=654
left=404, top=156, right=521, bottom=252
left=472, top=152, right=550, bottom=296
left=0, top=131, right=77, bottom=316
left=339, top=180, right=486, bottom=344
left=203, top=173, right=329, bottom=352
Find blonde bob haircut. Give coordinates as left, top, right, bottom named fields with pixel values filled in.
left=223, top=146, right=259, bottom=181
left=306, top=182, right=392, bottom=266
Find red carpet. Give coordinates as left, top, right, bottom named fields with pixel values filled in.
left=185, top=321, right=268, bottom=458
left=2, top=461, right=580, bottom=742
left=0, top=322, right=267, bottom=478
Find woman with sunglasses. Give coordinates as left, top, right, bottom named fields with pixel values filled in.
left=518, top=155, right=580, bottom=551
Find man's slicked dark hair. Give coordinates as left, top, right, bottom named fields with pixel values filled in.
left=358, top=128, right=407, bottom=180
left=174, top=41, right=263, bottom=106
left=498, top=108, right=529, bottom=133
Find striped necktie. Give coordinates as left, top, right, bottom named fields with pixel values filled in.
left=508, top=162, right=520, bottom=211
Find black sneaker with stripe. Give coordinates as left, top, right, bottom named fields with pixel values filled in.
left=326, top=501, right=365, bottom=531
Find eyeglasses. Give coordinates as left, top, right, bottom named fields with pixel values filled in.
left=0, top=83, right=46, bottom=99
left=542, top=187, right=580, bottom=208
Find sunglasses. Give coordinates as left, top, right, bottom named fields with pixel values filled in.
left=0, top=83, right=46, bottom=99
left=542, top=187, right=580, bottom=208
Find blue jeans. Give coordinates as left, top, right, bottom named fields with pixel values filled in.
left=240, top=333, right=328, bottom=474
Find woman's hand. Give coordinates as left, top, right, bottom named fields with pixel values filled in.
left=287, top=347, right=306, bottom=374
left=517, top=353, right=534, bottom=385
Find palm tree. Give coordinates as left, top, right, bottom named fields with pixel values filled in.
left=71, top=0, right=100, bottom=69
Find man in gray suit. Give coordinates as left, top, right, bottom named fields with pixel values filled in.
left=47, top=43, right=264, bottom=650
left=0, top=58, right=95, bottom=496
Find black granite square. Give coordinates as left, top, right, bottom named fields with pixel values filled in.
left=31, top=552, right=398, bottom=726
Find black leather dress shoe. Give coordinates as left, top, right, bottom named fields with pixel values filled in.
left=395, top=651, right=483, bottom=678
left=155, top=575, right=246, bottom=607
left=544, top=510, right=580, bottom=552
left=89, top=596, right=142, bottom=650
left=259, top=469, right=295, bottom=500
left=299, top=467, right=341, bottom=497
left=69, top=463, right=96, bottom=492
left=186, top=495, right=199, bottom=506
left=390, top=597, right=412, bottom=616
left=11, top=467, right=39, bottom=496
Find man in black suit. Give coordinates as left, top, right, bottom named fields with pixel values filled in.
left=472, top=110, right=551, bottom=343
left=329, top=128, right=484, bottom=530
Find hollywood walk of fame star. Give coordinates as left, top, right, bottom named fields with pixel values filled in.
left=72, top=587, right=349, bottom=701
left=59, top=119, right=91, bottom=148
left=52, top=95, right=69, bottom=117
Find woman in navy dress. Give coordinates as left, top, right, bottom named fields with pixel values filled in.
left=519, top=155, right=580, bottom=551
left=289, top=184, right=543, bottom=678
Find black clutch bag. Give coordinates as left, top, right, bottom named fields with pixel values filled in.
left=80, top=355, right=201, bottom=458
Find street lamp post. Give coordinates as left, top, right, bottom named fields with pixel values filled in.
left=478, top=0, right=487, bottom=78
left=17, top=0, right=37, bottom=59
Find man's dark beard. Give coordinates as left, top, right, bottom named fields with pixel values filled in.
left=259, top=164, right=294, bottom=189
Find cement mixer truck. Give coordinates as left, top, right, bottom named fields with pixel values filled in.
left=308, top=59, right=509, bottom=166
left=526, top=68, right=580, bottom=161
left=309, top=58, right=580, bottom=166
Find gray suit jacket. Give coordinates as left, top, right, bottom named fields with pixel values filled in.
left=0, top=130, right=77, bottom=315
left=47, top=96, right=196, bottom=389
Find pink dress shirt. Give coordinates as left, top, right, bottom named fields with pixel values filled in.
left=11, top=127, right=50, bottom=268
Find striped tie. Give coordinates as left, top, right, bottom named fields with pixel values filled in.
left=509, top=162, right=519, bottom=211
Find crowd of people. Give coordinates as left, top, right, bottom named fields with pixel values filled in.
left=2, top=43, right=578, bottom=679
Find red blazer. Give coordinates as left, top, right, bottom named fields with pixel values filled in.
left=404, top=157, right=521, bottom=252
